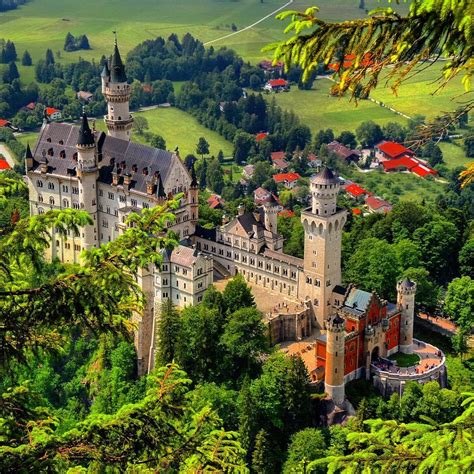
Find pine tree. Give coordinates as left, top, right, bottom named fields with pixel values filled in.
left=4, top=40, right=17, bottom=62
left=196, top=136, right=210, bottom=158
left=45, top=48, right=55, bottom=66
left=252, top=429, right=279, bottom=474
left=156, top=299, right=180, bottom=366
left=78, top=34, right=90, bottom=50
left=21, top=50, right=32, bottom=66
left=64, top=32, right=75, bottom=52
left=3, top=61, right=19, bottom=83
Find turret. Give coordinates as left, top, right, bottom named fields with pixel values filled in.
left=263, top=194, right=279, bottom=234
left=397, top=278, right=417, bottom=354
left=25, top=143, right=33, bottom=171
left=189, top=161, right=199, bottom=225
left=101, top=59, right=110, bottom=94
left=325, top=313, right=345, bottom=406
left=311, top=166, right=339, bottom=216
left=103, top=34, right=133, bottom=141
left=76, top=113, right=98, bottom=252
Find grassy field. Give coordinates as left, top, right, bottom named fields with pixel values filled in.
left=0, top=0, right=411, bottom=67
left=438, top=140, right=471, bottom=170
left=16, top=107, right=233, bottom=158
left=266, top=82, right=408, bottom=135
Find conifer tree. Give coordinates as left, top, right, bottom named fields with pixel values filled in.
left=156, top=299, right=180, bottom=366
left=4, top=40, right=17, bottom=62
left=45, top=48, right=55, bottom=66
left=64, top=32, right=75, bottom=52
left=252, top=429, right=279, bottom=474
left=196, top=136, right=210, bottom=158
left=21, top=50, right=32, bottom=66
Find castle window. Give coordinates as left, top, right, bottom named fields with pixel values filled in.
left=62, top=185, right=68, bottom=192
left=72, top=187, right=79, bottom=194
left=37, top=180, right=43, bottom=188
left=38, top=208, right=44, bottom=214
left=131, top=199, right=137, bottom=207
left=38, top=195, right=43, bottom=202
left=119, top=195, right=125, bottom=202
left=106, top=206, right=110, bottom=214
left=46, top=137, right=51, bottom=143
left=60, top=150, right=66, bottom=159
left=49, top=196, right=55, bottom=205
left=335, top=368, right=337, bottom=373
left=162, top=265, right=168, bottom=272
left=48, top=182, right=55, bottom=190
left=47, top=148, right=54, bottom=157
left=108, top=192, right=114, bottom=200
left=114, top=209, right=118, bottom=216
left=92, top=199, right=96, bottom=206
left=99, top=190, right=104, bottom=197
left=406, top=304, right=409, bottom=309
left=143, top=202, right=149, bottom=209
left=63, top=199, right=68, bottom=207
left=59, top=140, right=64, bottom=145
left=73, top=203, right=80, bottom=209
left=335, top=352, right=338, bottom=357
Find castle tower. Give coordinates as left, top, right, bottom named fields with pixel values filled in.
left=299, top=167, right=347, bottom=326
left=103, top=35, right=133, bottom=141
left=397, top=278, right=417, bottom=354
left=263, top=194, right=279, bottom=234
left=76, top=113, right=98, bottom=251
left=325, top=313, right=345, bottom=406
left=189, top=161, right=199, bottom=227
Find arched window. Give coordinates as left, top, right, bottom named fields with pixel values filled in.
left=49, top=196, right=55, bottom=205
left=38, top=194, right=43, bottom=203
left=63, top=199, right=68, bottom=208
left=38, top=207, right=44, bottom=214
left=47, top=148, right=54, bottom=157
left=48, top=182, right=54, bottom=190
left=60, top=150, right=66, bottom=159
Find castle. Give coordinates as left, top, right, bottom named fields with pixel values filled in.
left=26, top=38, right=446, bottom=403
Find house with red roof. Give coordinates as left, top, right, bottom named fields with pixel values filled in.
left=271, top=151, right=289, bottom=171
left=328, top=53, right=373, bottom=72
left=0, top=119, right=11, bottom=128
left=352, top=208, right=362, bottom=216
left=411, top=163, right=438, bottom=178
left=382, top=156, right=419, bottom=172
left=207, top=194, right=225, bottom=210
left=344, top=182, right=369, bottom=199
left=264, top=78, right=289, bottom=92
left=273, top=172, right=301, bottom=189
left=46, top=107, right=62, bottom=120
left=365, top=196, right=392, bottom=214
left=255, top=132, right=269, bottom=142
left=259, top=60, right=284, bottom=76
left=25, top=102, right=36, bottom=111
left=376, top=141, right=414, bottom=160
left=254, top=187, right=273, bottom=205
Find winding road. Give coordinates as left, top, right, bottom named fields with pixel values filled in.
left=204, top=0, right=294, bottom=46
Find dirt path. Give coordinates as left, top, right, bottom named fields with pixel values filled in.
left=204, top=0, right=294, bottom=46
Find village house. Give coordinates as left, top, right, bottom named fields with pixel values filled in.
left=365, top=196, right=393, bottom=214
left=255, top=132, right=269, bottom=142
left=207, top=194, right=225, bottom=210
left=273, top=172, right=301, bottom=189
left=382, top=156, right=438, bottom=178
left=242, top=164, right=255, bottom=180
left=344, top=182, right=369, bottom=200
left=271, top=151, right=290, bottom=171
left=77, top=91, right=94, bottom=102
left=376, top=141, right=414, bottom=161
left=0, top=119, right=12, bottom=129
left=46, top=107, right=62, bottom=121
left=264, top=78, right=289, bottom=93
left=259, top=59, right=284, bottom=77
left=327, top=140, right=361, bottom=163
left=254, top=186, right=273, bottom=205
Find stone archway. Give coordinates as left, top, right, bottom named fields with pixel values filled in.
left=371, top=346, right=380, bottom=362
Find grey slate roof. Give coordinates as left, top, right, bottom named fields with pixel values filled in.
left=344, top=287, right=372, bottom=312
left=312, top=166, right=338, bottom=185
left=31, top=122, right=183, bottom=195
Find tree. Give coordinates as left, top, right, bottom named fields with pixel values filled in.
left=393, top=239, right=421, bottom=271
left=150, top=134, right=166, bottom=150
left=3, top=40, right=17, bottom=63
left=156, top=299, right=181, bottom=366
left=336, top=131, right=357, bottom=149
left=310, top=393, right=474, bottom=473
left=45, top=48, right=55, bottom=66
left=252, top=429, right=280, bottom=474
left=196, top=136, right=210, bottom=158
left=196, top=157, right=207, bottom=189
left=459, top=239, right=474, bottom=277
left=444, top=276, right=474, bottom=330
left=222, top=273, right=255, bottom=315
left=21, top=50, right=32, bottom=67
left=382, top=122, right=406, bottom=143
left=217, top=149, right=224, bottom=162
left=0, top=365, right=246, bottom=471
left=221, top=307, right=268, bottom=379
left=284, top=219, right=304, bottom=259
left=0, top=177, right=180, bottom=366
left=133, top=115, right=149, bottom=135
left=345, top=238, right=400, bottom=300
left=313, top=128, right=334, bottom=150
left=233, top=131, right=255, bottom=164
left=3, top=62, right=19, bottom=83
left=207, top=157, right=225, bottom=194
left=283, top=428, right=327, bottom=474
left=400, top=267, right=438, bottom=310
left=64, top=32, right=75, bottom=52
left=356, top=121, right=383, bottom=148
left=422, top=141, right=444, bottom=166
left=286, top=125, right=312, bottom=152
left=464, top=134, right=474, bottom=158
left=78, top=34, right=91, bottom=50
left=250, top=73, right=262, bottom=90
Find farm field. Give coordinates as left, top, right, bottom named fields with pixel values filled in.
left=0, top=0, right=411, bottom=67
left=439, top=140, right=471, bottom=170
left=265, top=83, right=409, bottom=135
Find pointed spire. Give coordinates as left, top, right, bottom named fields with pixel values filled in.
left=157, top=173, right=166, bottom=198
left=312, top=165, right=338, bottom=185
left=78, top=112, right=95, bottom=147
left=101, top=59, right=110, bottom=77
left=190, top=160, right=198, bottom=188
left=25, top=142, right=33, bottom=159
left=110, top=33, right=127, bottom=83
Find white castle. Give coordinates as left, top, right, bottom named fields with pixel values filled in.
left=26, top=40, right=446, bottom=401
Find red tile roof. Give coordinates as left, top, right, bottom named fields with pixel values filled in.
left=278, top=209, right=295, bottom=218
left=207, top=194, right=224, bottom=209
left=271, top=151, right=286, bottom=162
left=268, top=78, right=288, bottom=87
left=377, top=141, right=413, bottom=159
left=272, top=158, right=289, bottom=170
left=256, top=132, right=269, bottom=142
left=366, top=196, right=392, bottom=211
left=0, top=119, right=10, bottom=127
left=352, top=208, right=362, bottom=215
left=0, top=159, right=11, bottom=170
left=273, top=172, right=301, bottom=183
left=382, top=156, right=419, bottom=171
left=46, top=107, right=60, bottom=116
left=345, top=183, right=368, bottom=197
left=411, top=164, right=437, bottom=177
left=25, top=102, right=36, bottom=110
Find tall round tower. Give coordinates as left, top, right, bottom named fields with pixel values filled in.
left=397, top=278, right=417, bottom=354
left=263, top=194, right=279, bottom=234
left=311, top=167, right=340, bottom=216
left=76, top=113, right=98, bottom=252
left=103, top=35, right=133, bottom=141
left=325, top=313, right=345, bottom=406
